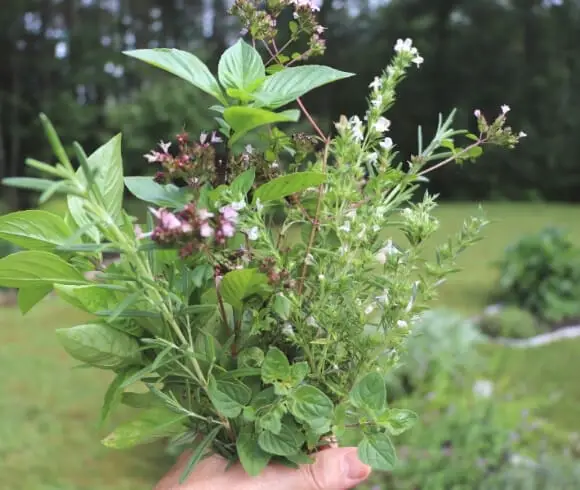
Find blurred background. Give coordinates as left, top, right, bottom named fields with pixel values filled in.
left=1, top=0, right=580, bottom=489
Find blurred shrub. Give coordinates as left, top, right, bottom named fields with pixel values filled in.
left=479, top=306, right=544, bottom=339
left=494, top=227, right=580, bottom=324
left=105, top=79, right=215, bottom=176
left=365, top=374, right=574, bottom=490
left=387, top=309, right=485, bottom=398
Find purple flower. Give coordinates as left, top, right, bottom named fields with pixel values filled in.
left=200, top=222, right=214, bottom=237
left=151, top=208, right=182, bottom=230
left=220, top=206, right=239, bottom=223
left=221, top=221, right=236, bottom=237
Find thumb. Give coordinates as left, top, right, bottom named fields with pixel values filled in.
left=242, top=447, right=372, bottom=490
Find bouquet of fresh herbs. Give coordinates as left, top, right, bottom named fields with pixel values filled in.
left=0, top=0, right=524, bottom=481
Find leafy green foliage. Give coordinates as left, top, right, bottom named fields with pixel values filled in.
left=218, top=39, right=265, bottom=92
left=494, top=227, right=580, bottom=324
left=253, top=172, right=325, bottom=202
left=0, top=210, right=72, bottom=251
left=123, top=48, right=226, bottom=104
left=479, top=306, right=544, bottom=339
left=223, top=107, right=300, bottom=144
left=124, top=177, right=191, bottom=208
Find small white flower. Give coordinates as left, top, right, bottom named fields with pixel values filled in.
left=369, top=76, right=382, bottom=91
left=371, top=95, right=383, bottom=108
left=357, top=224, right=367, bottom=240
left=315, top=25, right=326, bottom=34
left=348, top=115, right=364, bottom=142
left=318, top=274, right=325, bottom=280
left=338, top=245, right=349, bottom=256
left=518, top=131, right=527, bottom=138
left=293, top=11, right=299, bottom=19
left=376, top=290, right=390, bottom=305
left=394, top=38, right=414, bottom=53
left=199, top=132, right=208, bottom=144
left=159, top=140, right=171, bottom=153
left=338, top=221, right=351, bottom=233
left=372, top=224, right=381, bottom=232
left=245, top=144, right=254, bottom=154
left=366, top=152, right=379, bottom=165
left=231, top=200, right=246, bottom=211
left=501, top=104, right=511, bottom=115
left=306, top=316, right=318, bottom=327
left=246, top=226, right=259, bottom=241
left=270, top=161, right=279, bottom=169
left=474, top=109, right=481, bottom=118
left=364, top=303, right=376, bottom=315
left=282, top=322, right=295, bottom=337
left=374, top=117, right=391, bottom=133
left=412, top=54, right=424, bottom=67
left=472, top=379, right=494, bottom=398
left=380, top=137, right=394, bottom=150
left=376, top=239, right=399, bottom=264
left=305, top=253, right=315, bottom=265
left=397, top=319, right=408, bottom=329
left=255, top=198, right=264, bottom=212
left=345, top=208, right=357, bottom=220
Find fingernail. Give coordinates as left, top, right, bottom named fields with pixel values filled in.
left=342, top=449, right=371, bottom=482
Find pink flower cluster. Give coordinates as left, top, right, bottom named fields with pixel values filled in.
left=151, top=204, right=240, bottom=256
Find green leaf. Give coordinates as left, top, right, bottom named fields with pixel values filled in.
left=258, top=423, right=305, bottom=456
left=238, top=347, right=265, bottom=368
left=357, top=432, right=397, bottom=471
left=0, top=251, right=85, bottom=288
left=257, top=404, right=286, bottom=434
left=272, top=293, right=292, bottom=320
left=55, top=323, right=142, bottom=369
left=0, top=210, right=73, bottom=250
left=124, top=177, right=191, bottom=208
left=121, top=392, right=162, bottom=409
left=349, top=372, right=387, bottom=413
left=1, top=177, right=75, bottom=194
left=124, top=48, right=225, bottom=103
left=54, top=284, right=116, bottom=313
left=218, top=39, right=265, bottom=91
left=253, top=172, right=325, bottom=203
left=224, top=107, right=300, bottom=145
left=261, top=347, right=290, bottom=383
left=219, top=268, right=270, bottom=311
left=289, top=362, right=310, bottom=386
left=231, top=168, right=256, bottom=196
left=289, top=385, right=333, bottom=423
left=100, top=367, right=138, bottom=427
left=179, top=425, right=222, bottom=483
left=207, top=376, right=252, bottom=418
left=254, top=65, right=355, bottom=109
left=463, top=145, right=483, bottom=159
left=376, top=408, right=418, bottom=436
left=237, top=425, right=272, bottom=476
left=68, top=134, right=124, bottom=241
left=102, top=406, right=187, bottom=449
left=17, top=285, right=53, bottom=314
left=285, top=452, right=315, bottom=465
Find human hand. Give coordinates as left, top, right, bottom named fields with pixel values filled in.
left=155, top=447, right=372, bottom=490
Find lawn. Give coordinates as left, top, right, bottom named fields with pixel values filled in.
left=1, top=200, right=579, bottom=489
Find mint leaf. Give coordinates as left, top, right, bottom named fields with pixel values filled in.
left=377, top=408, right=418, bottom=436
left=102, top=406, right=187, bottom=449
left=0, top=210, right=72, bottom=251
left=349, top=372, right=387, bottom=413
left=357, top=432, right=397, bottom=471
left=254, top=65, right=355, bottom=109
left=258, top=423, right=305, bottom=456
left=17, top=285, right=53, bottom=314
left=289, top=384, right=333, bottom=423
left=237, top=425, right=272, bottom=477
left=261, top=347, right=290, bottom=383
left=231, top=168, right=256, bottom=196
left=124, top=48, right=225, bottom=103
left=253, top=172, right=325, bottom=203
left=218, top=39, right=265, bottom=91
left=208, top=376, right=252, bottom=418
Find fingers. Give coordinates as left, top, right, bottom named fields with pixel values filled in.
left=156, top=447, right=371, bottom=490
left=239, top=447, right=371, bottom=490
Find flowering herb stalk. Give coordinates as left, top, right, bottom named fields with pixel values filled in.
left=0, top=0, right=524, bottom=480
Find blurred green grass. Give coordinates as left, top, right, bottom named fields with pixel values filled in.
left=1, top=199, right=579, bottom=488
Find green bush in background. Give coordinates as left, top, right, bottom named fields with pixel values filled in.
left=494, top=227, right=580, bottom=325
left=479, top=306, right=545, bottom=339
